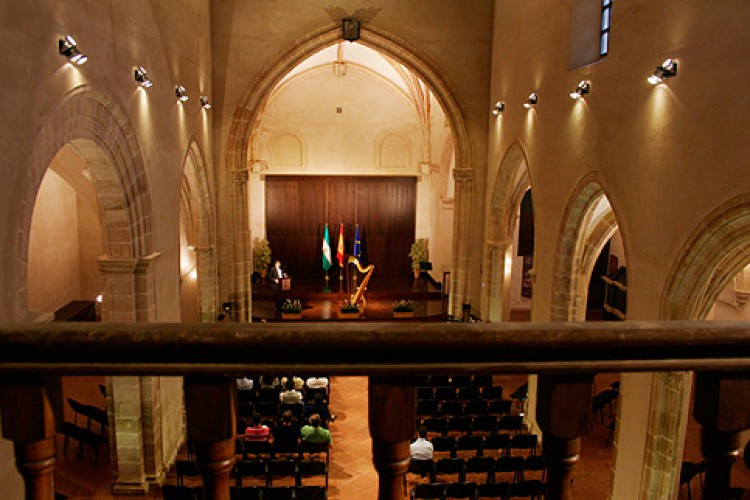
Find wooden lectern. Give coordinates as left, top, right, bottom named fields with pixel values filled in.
left=281, top=278, right=291, bottom=291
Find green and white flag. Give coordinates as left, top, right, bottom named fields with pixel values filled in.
left=322, top=224, right=332, bottom=271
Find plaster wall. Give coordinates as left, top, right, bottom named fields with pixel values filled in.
left=211, top=0, right=493, bottom=305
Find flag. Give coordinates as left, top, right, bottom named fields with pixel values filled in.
left=322, top=224, right=332, bottom=271
left=337, top=223, right=345, bottom=267
left=353, top=224, right=361, bottom=259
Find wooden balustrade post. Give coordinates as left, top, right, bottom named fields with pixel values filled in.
left=694, top=372, right=750, bottom=500
left=184, top=377, right=236, bottom=500
left=0, top=379, right=57, bottom=500
left=536, top=373, right=594, bottom=500
left=369, top=377, right=416, bottom=500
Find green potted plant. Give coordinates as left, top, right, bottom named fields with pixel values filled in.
left=339, top=298, right=361, bottom=319
left=392, top=299, right=415, bottom=318
left=280, top=299, right=303, bottom=320
left=253, top=237, right=272, bottom=279
left=409, top=238, right=428, bottom=278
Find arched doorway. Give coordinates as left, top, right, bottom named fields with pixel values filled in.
left=223, top=23, right=472, bottom=320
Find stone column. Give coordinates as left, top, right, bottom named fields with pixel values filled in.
left=97, top=257, right=137, bottom=323
left=1, top=380, right=56, bottom=500
left=134, top=253, right=160, bottom=322
left=184, top=377, right=236, bottom=500
left=230, top=169, right=251, bottom=322
left=196, top=246, right=218, bottom=323
left=484, top=242, right=511, bottom=322
left=694, top=372, right=750, bottom=500
left=110, top=376, right=147, bottom=494
left=536, top=374, right=594, bottom=500
left=449, top=167, right=473, bottom=317
left=369, top=377, right=416, bottom=499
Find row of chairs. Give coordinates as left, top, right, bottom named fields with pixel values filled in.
left=420, top=415, right=522, bottom=436
left=58, top=422, right=109, bottom=467
left=408, top=455, right=545, bottom=484
left=238, top=386, right=329, bottom=405
left=238, top=401, right=326, bottom=422
left=237, top=440, right=330, bottom=464
left=427, top=434, right=538, bottom=458
left=162, top=485, right=326, bottom=500
left=67, top=397, right=108, bottom=436
left=414, top=375, right=495, bottom=388
left=411, top=480, right=544, bottom=500
left=234, top=458, right=328, bottom=488
left=418, top=386, right=505, bottom=402
left=418, top=399, right=513, bottom=418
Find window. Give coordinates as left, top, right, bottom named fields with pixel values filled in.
left=600, top=0, right=613, bottom=57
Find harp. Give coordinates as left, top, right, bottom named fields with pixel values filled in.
left=348, top=256, right=375, bottom=311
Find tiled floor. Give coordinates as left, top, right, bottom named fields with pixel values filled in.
left=53, top=374, right=750, bottom=499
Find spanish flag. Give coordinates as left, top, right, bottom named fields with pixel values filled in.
left=337, top=223, right=345, bottom=267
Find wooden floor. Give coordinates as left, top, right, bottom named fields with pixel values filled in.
left=52, top=372, right=750, bottom=499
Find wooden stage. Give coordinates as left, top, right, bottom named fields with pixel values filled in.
left=251, top=273, right=446, bottom=321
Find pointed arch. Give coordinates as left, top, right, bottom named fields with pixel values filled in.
left=483, top=143, right=531, bottom=322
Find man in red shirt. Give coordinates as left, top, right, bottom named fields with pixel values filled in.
left=244, top=413, right=271, bottom=441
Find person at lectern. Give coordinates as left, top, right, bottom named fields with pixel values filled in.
left=270, top=260, right=286, bottom=285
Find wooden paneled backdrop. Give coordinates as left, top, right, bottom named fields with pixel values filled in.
left=265, top=176, right=416, bottom=277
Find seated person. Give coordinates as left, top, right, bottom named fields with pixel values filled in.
left=300, top=413, right=332, bottom=448
left=236, top=376, right=254, bottom=391
left=279, top=379, right=303, bottom=404
left=259, top=375, right=280, bottom=389
left=409, top=426, right=433, bottom=460
left=273, top=410, right=301, bottom=452
left=303, top=393, right=334, bottom=427
left=244, top=413, right=271, bottom=442
left=281, top=375, right=304, bottom=391
left=305, top=376, right=329, bottom=389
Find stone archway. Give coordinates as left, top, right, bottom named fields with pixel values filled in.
left=223, top=23, right=473, bottom=320
left=482, top=143, right=531, bottom=322
left=181, top=138, right=217, bottom=323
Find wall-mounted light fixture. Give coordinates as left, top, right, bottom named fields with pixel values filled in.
left=569, top=80, right=591, bottom=100
left=59, top=35, right=87, bottom=65
left=200, top=95, right=211, bottom=109
left=342, top=18, right=360, bottom=42
left=491, top=101, right=505, bottom=116
left=648, top=58, right=678, bottom=85
left=523, top=93, right=538, bottom=109
left=175, top=85, right=188, bottom=102
left=134, top=66, right=152, bottom=87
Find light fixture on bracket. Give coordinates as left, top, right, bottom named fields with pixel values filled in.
left=342, top=17, right=360, bottom=42
left=648, top=58, right=678, bottom=85
left=175, top=85, right=188, bottom=102
left=523, top=93, right=538, bottom=109
left=200, top=95, right=211, bottom=109
left=134, top=66, right=152, bottom=88
left=491, top=101, right=506, bottom=116
left=59, top=35, right=87, bottom=65
left=569, top=80, right=591, bottom=100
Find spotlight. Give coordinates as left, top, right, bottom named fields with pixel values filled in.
left=648, top=58, right=678, bottom=85
left=569, top=80, right=591, bottom=100
left=58, top=35, right=87, bottom=65
left=200, top=95, right=212, bottom=109
left=523, top=93, right=538, bottom=109
left=491, top=101, right=505, bottom=116
left=175, top=85, right=188, bottom=102
left=134, top=66, right=152, bottom=88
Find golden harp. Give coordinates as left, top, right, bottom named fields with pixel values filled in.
left=348, top=256, right=374, bottom=310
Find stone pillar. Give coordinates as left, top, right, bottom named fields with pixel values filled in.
left=134, top=253, right=160, bottom=322
left=369, top=377, right=416, bottom=499
left=449, top=167, right=473, bottom=317
left=484, top=242, right=511, bottom=323
left=536, top=374, right=594, bottom=500
left=1, top=380, right=56, bottom=500
left=230, top=169, right=251, bottom=322
left=694, top=372, right=750, bottom=500
left=196, top=246, right=218, bottom=323
left=184, top=377, right=236, bottom=500
left=97, top=257, right=137, bottom=323
left=111, top=376, right=147, bottom=494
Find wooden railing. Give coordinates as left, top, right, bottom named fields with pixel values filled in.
left=2, top=321, right=750, bottom=499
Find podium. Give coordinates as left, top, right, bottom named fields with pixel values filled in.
left=281, top=277, right=291, bottom=291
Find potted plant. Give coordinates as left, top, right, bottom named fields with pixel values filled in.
left=339, top=298, right=361, bottom=319
left=280, top=299, right=302, bottom=320
left=392, top=299, right=415, bottom=318
left=409, top=238, right=428, bottom=279
left=253, top=237, right=272, bottom=279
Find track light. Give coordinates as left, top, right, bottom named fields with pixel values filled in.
left=59, top=35, right=87, bottom=65
left=491, top=101, right=505, bottom=116
left=523, top=93, right=538, bottom=109
left=134, top=66, right=152, bottom=88
left=200, top=95, right=212, bottom=109
left=175, top=85, right=188, bottom=102
left=648, top=58, right=678, bottom=85
left=569, top=80, right=591, bottom=100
